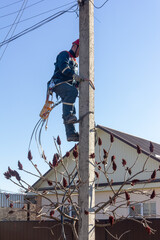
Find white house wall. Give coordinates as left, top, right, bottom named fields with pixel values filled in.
left=41, top=188, right=160, bottom=220
left=95, top=129, right=160, bottom=184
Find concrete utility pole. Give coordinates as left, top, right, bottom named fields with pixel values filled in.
left=78, top=0, right=95, bottom=239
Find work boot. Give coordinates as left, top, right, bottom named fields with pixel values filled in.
left=64, top=115, right=77, bottom=124
left=67, top=132, right=79, bottom=142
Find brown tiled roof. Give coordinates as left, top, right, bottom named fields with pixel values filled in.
left=97, top=125, right=160, bottom=161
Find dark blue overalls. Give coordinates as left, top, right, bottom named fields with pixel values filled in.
left=49, top=50, right=79, bottom=140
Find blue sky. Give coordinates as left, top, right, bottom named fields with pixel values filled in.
left=0, top=0, right=160, bottom=193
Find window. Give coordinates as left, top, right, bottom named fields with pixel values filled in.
left=129, top=202, right=156, bottom=218
left=143, top=202, right=156, bottom=217
left=129, top=203, right=142, bottom=217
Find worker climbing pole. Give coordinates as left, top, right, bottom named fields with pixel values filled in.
left=46, top=39, right=84, bottom=142
left=28, top=37, right=95, bottom=158
left=39, top=38, right=95, bottom=142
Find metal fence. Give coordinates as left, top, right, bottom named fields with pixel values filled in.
left=0, top=219, right=160, bottom=240
left=0, top=193, right=25, bottom=208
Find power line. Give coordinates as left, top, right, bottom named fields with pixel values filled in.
left=0, top=0, right=28, bottom=60
left=0, top=0, right=24, bottom=10
left=0, top=3, right=78, bottom=47
left=89, top=0, right=109, bottom=9
left=0, top=0, right=45, bottom=19
left=0, top=1, right=76, bottom=30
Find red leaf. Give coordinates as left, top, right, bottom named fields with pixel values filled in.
left=10, top=203, right=13, bottom=208
left=110, top=134, right=114, bottom=143
left=125, top=191, right=130, bottom=201
left=103, top=149, right=108, bottom=159
left=145, top=226, right=151, bottom=235
left=131, top=179, right=139, bottom=186
left=84, top=210, right=89, bottom=215
left=109, top=215, right=114, bottom=226
left=90, top=153, right=95, bottom=158
left=57, top=136, right=61, bottom=145
left=52, top=154, right=58, bottom=167
left=111, top=155, right=115, bottom=162
left=8, top=167, right=16, bottom=177
left=137, top=145, right=142, bottom=154
left=127, top=168, right=132, bottom=175
left=4, top=171, right=11, bottom=179
left=47, top=180, right=53, bottom=186
left=18, top=161, right=23, bottom=170
left=150, top=190, right=156, bottom=199
left=50, top=210, right=55, bottom=217
left=149, top=142, right=154, bottom=153
left=98, top=137, right=102, bottom=146
left=5, top=194, right=9, bottom=199
left=109, top=196, right=112, bottom=204
left=112, top=161, right=117, bottom=171
left=98, top=166, right=101, bottom=170
left=14, top=171, right=21, bottom=181
left=66, top=152, right=70, bottom=157
left=28, top=150, right=33, bottom=161
left=74, top=144, right=78, bottom=150
left=151, top=170, right=156, bottom=180
left=63, top=177, right=67, bottom=188
left=73, top=149, right=78, bottom=158
left=95, top=171, right=99, bottom=178
left=122, top=159, right=127, bottom=167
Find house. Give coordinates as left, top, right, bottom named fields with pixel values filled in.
left=31, top=125, right=160, bottom=220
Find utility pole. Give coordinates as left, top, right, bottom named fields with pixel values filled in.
left=78, top=0, right=95, bottom=239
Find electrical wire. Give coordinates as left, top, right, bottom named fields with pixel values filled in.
left=0, top=0, right=24, bottom=10
left=0, top=1, right=77, bottom=31
left=28, top=99, right=62, bottom=156
left=0, top=0, right=46, bottom=19
left=89, top=0, right=109, bottom=9
left=0, top=3, right=78, bottom=47
left=0, top=0, right=28, bottom=60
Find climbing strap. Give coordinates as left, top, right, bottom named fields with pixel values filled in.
left=62, top=102, right=74, bottom=106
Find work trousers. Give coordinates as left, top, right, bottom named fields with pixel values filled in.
left=53, top=81, right=78, bottom=137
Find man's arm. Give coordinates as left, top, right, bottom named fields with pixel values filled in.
left=57, top=51, right=75, bottom=78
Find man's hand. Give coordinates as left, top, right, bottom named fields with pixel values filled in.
left=73, top=74, right=95, bottom=90
left=73, top=73, right=84, bottom=82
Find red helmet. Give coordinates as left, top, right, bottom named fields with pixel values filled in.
left=72, top=39, right=79, bottom=46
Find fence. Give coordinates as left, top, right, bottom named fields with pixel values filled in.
left=0, top=219, right=160, bottom=240
left=0, top=193, right=25, bottom=208
left=0, top=193, right=37, bottom=221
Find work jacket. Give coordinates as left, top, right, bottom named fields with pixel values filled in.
left=52, top=50, right=78, bottom=83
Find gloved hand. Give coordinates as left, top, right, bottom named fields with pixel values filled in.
left=73, top=73, right=84, bottom=82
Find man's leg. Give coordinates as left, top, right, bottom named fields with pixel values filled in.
left=53, top=82, right=79, bottom=141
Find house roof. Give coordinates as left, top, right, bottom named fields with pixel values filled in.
left=97, top=125, right=160, bottom=161
left=31, top=125, right=160, bottom=190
